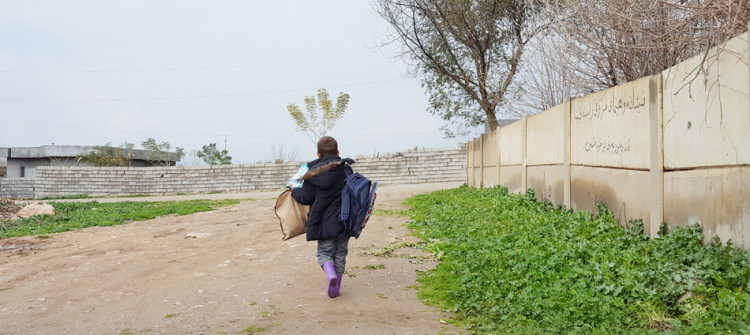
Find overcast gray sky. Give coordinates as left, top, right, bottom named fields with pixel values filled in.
left=0, top=0, right=482, bottom=164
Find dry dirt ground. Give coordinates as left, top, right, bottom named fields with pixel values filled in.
left=0, top=183, right=466, bottom=335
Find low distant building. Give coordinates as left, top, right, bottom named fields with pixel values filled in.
left=2, top=145, right=180, bottom=178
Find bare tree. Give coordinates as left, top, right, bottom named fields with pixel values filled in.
left=508, top=0, right=750, bottom=113
left=181, top=150, right=205, bottom=166
left=506, top=31, right=599, bottom=115
left=374, top=0, right=547, bottom=134
left=544, top=0, right=750, bottom=90
left=270, top=146, right=300, bottom=163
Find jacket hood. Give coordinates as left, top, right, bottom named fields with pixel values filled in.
left=305, top=155, right=344, bottom=189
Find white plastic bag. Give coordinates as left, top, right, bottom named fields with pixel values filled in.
left=286, top=163, right=308, bottom=188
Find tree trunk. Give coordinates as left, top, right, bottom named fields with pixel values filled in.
left=485, top=108, right=498, bottom=131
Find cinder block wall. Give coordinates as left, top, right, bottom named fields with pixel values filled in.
left=0, top=178, right=35, bottom=199
left=0, top=146, right=466, bottom=198
left=353, top=146, right=466, bottom=185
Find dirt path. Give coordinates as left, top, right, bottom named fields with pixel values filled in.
left=0, top=183, right=465, bottom=335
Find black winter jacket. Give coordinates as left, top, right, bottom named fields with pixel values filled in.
left=291, top=155, right=347, bottom=241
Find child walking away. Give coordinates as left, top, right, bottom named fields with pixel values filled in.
left=290, top=136, right=351, bottom=298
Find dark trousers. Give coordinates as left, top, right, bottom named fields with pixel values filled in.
left=317, top=235, right=350, bottom=274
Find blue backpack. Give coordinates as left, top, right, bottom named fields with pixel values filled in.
left=339, top=162, right=378, bottom=239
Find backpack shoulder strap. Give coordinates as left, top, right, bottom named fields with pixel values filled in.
left=339, top=158, right=355, bottom=221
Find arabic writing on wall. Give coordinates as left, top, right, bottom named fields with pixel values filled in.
left=583, top=137, right=632, bottom=155
left=574, top=93, right=647, bottom=121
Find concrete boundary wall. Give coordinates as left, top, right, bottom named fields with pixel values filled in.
left=0, top=178, right=35, bottom=199
left=0, top=146, right=466, bottom=199
left=466, top=30, right=750, bottom=249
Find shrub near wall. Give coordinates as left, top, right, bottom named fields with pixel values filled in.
left=0, top=146, right=466, bottom=198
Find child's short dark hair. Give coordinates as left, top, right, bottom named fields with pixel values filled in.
left=317, top=136, right=338, bottom=156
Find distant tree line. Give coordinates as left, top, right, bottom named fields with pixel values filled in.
left=78, top=138, right=232, bottom=167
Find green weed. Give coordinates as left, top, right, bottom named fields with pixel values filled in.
left=0, top=199, right=240, bottom=239
left=407, top=185, right=750, bottom=334
left=241, top=326, right=265, bottom=333
left=372, top=208, right=412, bottom=218
left=37, top=194, right=93, bottom=200
left=364, top=264, right=386, bottom=270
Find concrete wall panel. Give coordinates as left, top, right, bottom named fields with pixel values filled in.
left=468, top=170, right=477, bottom=188
left=472, top=138, right=482, bottom=167
left=473, top=167, right=482, bottom=188
left=571, top=166, right=653, bottom=230
left=482, top=131, right=499, bottom=167
left=467, top=139, right=477, bottom=188
left=483, top=166, right=500, bottom=187
left=571, top=77, right=652, bottom=169
left=499, top=165, right=524, bottom=194
left=662, top=32, right=750, bottom=169
left=527, top=104, right=566, bottom=166
left=664, top=167, right=750, bottom=249
left=500, top=121, right=524, bottom=166
left=527, top=165, right=566, bottom=206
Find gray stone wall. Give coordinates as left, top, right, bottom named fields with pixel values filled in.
left=0, top=146, right=466, bottom=199
left=354, top=146, right=466, bottom=185
left=0, top=178, right=35, bottom=199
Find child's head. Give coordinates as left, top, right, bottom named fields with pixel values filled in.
left=317, top=136, right=338, bottom=156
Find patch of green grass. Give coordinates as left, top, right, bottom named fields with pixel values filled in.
left=366, top=241, right=421, bottom=257
left=165, top=314, right=177, bottom=318
left=364, top=264, right=386, bottom=270
left=38, top=194, right=154, bottom=200
left=407, top=185, right=750, bottom=334
left=0, top=199, right=241, bottom=239
left=372, top=208, right=412, bottom=218
left=376, top=293, right=388, bottom=299
left=241, top=326, right=265, bottom=333
left=37, top=194, right=93, bottom=200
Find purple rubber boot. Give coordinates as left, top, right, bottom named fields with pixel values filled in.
left=336, top=274, right=343, bottom=292
left=323, top=262, right=339, bottom=298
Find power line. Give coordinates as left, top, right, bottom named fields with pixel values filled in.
left=0, top=78, right=411, bottom=102
left=0, top=120, right=443, bottom=138
left=0, top=121, right=294, bottom=138
left=0, top=54, right=380, bottom=73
